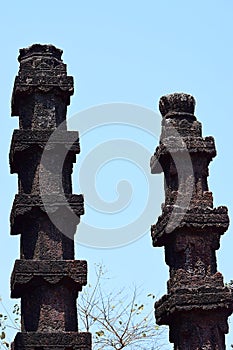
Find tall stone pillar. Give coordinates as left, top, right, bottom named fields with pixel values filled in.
left=150, top=93, right=233, bottom=349
left=10, top=44, right=91, bottom=350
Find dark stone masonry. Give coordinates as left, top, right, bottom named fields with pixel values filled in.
left=10, top=44, right=91, bottom=350
left=150, top=93, right=233, bottom=349
left=8, top=45, right=233, bottom=349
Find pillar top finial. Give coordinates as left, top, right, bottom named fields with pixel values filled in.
left=18, top=44, right=63, bottom=62
left=12, top=43, right=73, bottom=127
left=159, top=92, right=196, bottom=117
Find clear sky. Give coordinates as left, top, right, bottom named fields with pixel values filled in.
left=1, top=1, right=233, bottom=348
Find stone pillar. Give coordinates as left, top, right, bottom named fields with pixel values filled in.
left=10, top=44, right=91, bottom=350
left=150, top=93, right=233, bottom=349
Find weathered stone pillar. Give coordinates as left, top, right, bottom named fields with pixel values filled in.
left=150, top=93, right=233, bottom=349
left=10, top=44, right=91, bottom=350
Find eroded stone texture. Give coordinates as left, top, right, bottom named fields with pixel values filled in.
left=150, top=93, right=233, bottom=349
left=12, top=44, right=73, bottom=130
left=12, top=332, right=91, bottom=350
left=10, top=44, right=91, bottom=350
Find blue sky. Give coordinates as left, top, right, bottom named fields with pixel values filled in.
left=1, top=1, right=233, bottom=348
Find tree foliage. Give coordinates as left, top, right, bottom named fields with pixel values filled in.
left=0, top=300, right=20, bottom=349
left=78, top=264, right=167, bottom=350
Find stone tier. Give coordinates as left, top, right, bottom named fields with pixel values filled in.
left=169, top=311, right=230, bottom=349
left=155, top=285, right=233, bottom=325
left=12, top=44, right=74, bottom=117
left=150, top=136, right=216, bottom=174
left=11, top=260, right=87, bottom=297
left=162, top=190, right=214, bottom=208
left=152, top=206, right=229, bottom=246
left=10, top=194, right=84, bottom=235
left=160, top=118, right=202, bottom=139
left=10, top=129, right=80, bottom=173
left=12, top=332, right=91, bottom=350
left=12, top=73, right=73, bottom=99
left=167, top=271, right=225, bottom=293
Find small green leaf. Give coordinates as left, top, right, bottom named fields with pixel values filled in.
left=95, top=330, right=104, bottom=337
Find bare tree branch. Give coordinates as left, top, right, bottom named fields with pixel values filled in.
left=78, top=264, right=168, bottom=350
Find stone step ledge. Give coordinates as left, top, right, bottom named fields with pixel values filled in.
left=11, top=259, right=87, bottom=298
left=12, top=331, right=91, bottom=350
